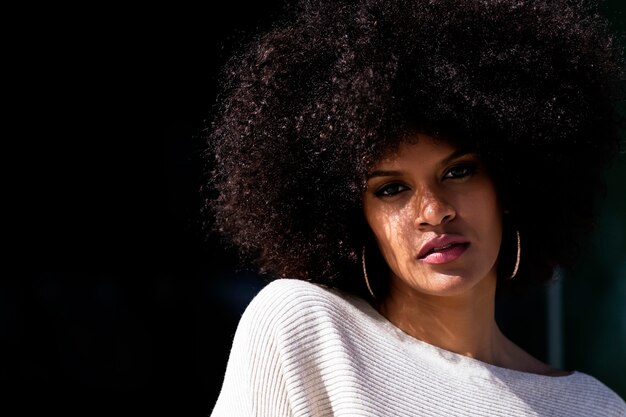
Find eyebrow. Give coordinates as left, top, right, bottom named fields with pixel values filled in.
left=366, top=148, right=476, bottom=179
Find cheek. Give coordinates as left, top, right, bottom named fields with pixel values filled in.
left=366, top=210, right=393, bottom=245
left=463, top=183, right=502, bottom=244
left=365, top=206, right=413, bottom=256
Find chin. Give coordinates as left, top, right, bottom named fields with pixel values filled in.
left=417, top=272, right=489, bottom=297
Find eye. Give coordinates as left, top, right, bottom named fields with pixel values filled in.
left=373, top=183, right=409, bottom=197
left=443, top=163, right=477, bottom=180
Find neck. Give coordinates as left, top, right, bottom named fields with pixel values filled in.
left=378, top=274, right=506, bottom=365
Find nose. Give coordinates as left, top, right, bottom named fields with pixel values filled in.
left=415, top=188, right=456, bottom=227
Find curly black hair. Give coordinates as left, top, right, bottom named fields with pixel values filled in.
left=202, top=0, right=625, bottom=299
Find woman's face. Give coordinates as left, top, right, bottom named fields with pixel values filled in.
left=362, top=134, right=502, bottom=298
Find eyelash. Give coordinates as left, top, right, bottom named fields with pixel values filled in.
left=443, top=162, right=478, bottom=179
left=374, top=183, right=409, bottom=197
left=373, top=162, right=478, bottom=198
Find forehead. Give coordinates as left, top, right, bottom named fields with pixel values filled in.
left=374, top=134, right=460, bottom=167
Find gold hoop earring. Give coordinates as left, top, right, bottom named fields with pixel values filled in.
left=508, top=230, right=521, bottom=280
left=362, top=246, right=376, bottom=299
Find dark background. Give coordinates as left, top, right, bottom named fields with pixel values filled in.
left=8, top=2, right=625, bottom=416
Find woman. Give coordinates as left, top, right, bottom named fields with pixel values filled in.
left=204, top=0, right=626, bottom=415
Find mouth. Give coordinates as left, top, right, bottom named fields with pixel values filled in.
left=419, top=242, right=470, bottom=264
left=417, top=235, right=470, bottom=264
left=420, top=242, right=467, bottom=257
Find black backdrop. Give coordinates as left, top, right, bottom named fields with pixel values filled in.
left=8, top=2, right=624, bottom=416
left=11, top=3, right=287, bottom=416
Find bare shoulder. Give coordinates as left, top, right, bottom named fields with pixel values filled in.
left=500, top=334, right=571, bottom=377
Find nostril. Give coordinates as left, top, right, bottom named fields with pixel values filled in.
left=416, top=199, right=456, bottom=226
left=419, top=213, right=453, bottom=226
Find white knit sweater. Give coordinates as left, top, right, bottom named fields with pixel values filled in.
left=210, top=278, right=626, bottom=416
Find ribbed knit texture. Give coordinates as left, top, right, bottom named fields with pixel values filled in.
left=210, top=279, right=626, bottom=416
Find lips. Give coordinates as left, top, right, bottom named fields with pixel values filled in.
left=417, top=235, right=469, bottom=260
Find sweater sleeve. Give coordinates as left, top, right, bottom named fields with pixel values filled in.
left=209, top=280, right=297, bottom=417
left=211, top=278, right=346, bottom=417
